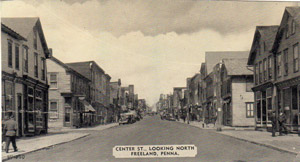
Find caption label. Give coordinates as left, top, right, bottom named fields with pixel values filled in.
left=113, top=145, right=197, bottom=158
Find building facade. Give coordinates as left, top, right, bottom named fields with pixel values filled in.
left=2, top=18, right=50, bottom=136
left=47, top=56, right=93, bottom=128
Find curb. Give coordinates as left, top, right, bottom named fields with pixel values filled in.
left=2, top=133, right=90, bottom=161
left=176, top=120, right=299, bottom=155
left=216, top=132, right=299, bottom=155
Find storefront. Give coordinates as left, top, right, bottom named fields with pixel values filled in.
left=276, top=77, right=300, bottom=133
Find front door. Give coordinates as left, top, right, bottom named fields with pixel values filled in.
left=64, top=107, right=71, bottom=127
left=291, top=86, right=299, bottom=131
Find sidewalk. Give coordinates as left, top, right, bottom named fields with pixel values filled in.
left=48, top=122, right=119, bottom=133
left=2, top=132, right=89, bottom=161
left=2, top=122, right=119, bottom=161
left=176, top=120, right=300, bottom=155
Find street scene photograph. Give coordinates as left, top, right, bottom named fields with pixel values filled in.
left=1, top=0, right=300, bottom=161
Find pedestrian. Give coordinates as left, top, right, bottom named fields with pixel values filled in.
left=269, top=110, right=276, bottom=137
left=278, top=110, right=288, bottom=136
left=4, top=114, right=18, bottom=153
left=2, top=115, right=9, bottom=151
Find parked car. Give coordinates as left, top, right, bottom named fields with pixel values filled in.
left=119, top=113, right=136, bottom=125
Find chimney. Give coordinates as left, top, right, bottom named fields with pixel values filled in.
left=48, top=48, right=53, bottom=58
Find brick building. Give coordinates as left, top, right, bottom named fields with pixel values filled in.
left=66, top=61, right=110, bottom=124
left=2, top=18, right=50, bottom=136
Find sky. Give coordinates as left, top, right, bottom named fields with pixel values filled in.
left=1, top=0, right=299, bottom=106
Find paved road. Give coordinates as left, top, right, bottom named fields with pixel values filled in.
left=8, top=116, right=297, bottom=162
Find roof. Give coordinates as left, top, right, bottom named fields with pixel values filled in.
left=49, top=56, right=91, bottom=82
left=205, top=51, right=249, bottom=75
left=1, top=23, right=27, bottom=41
left=66, top=61, right=105, bottom=74
left=2, top=17, right=50, bottom=57
left=272, top=7, right=300, bottom=53
left=222, top=58, right=253, bottom=76
left=248, top=26, right=279, bottom=65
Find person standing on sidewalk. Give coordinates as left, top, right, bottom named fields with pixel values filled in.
left=4, top=114, right=18, bottom=153
left=269, top=110, right=276, bottom=137
left=278, top=110, right=288, bottom=136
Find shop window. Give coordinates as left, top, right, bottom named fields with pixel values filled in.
left=50, top=73, right=58, bottom=89
left=23, top=46, right=28, bottom=73
left=4, top=82, right=13, bottom=112
left=283, top=49, right=289, bottom=75
left=15, top=44, right=19, bottom=70
left=246, top=102, right=254, bottom=118
left=50, top=101, right=58, bottom=119
left=8, top=41, right=13, bottom=68
left=293, top=43, right=299, bottom=72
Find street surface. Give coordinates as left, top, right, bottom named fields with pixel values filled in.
left=8, top=115, right=297, bottom=162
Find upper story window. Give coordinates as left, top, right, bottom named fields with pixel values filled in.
left=263, top=42, right=266, bottom=52
left=8, top=40, right=13, bottom=68
left=291, top=20, right=296, bottom=35
left=34, top=53, right=38, bottom=78
left=23, top=46, right=28, bottom=73
left=41, top=58, right=46, bottom=81
left=15, top=44, right=20, bottom=70
left=259, top=61, right=263, bottom=83
left=286, top=24, right=290, bottom=39
left=257, top=43, right=261, bottom=56
left=50, top=73, right=58, bottom=89
left=263, top=59, right=267, bottom=82
left=277, top=53, right=282, bottom=77
left=268, top=56, right=272, bottom=80
left=34, top=30, right=38, bottom=50
left=254, top=64, right=258, bottom=85
left=283, top=49, right=289, bottom=75
left=293, top=43, right=299, bottom=73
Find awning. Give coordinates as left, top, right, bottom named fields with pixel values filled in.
left=81, top=100, right=96, bottom=112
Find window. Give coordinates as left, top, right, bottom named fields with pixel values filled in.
left=293, top=43, right=299, bottom=72
left=286, top=24, right=289, bottom=38
left=263, top=59, right=267, bottom=81
left=268, top=56, right=272, bottom=80
left=283, top=49, right=288, bottom=75
left=41, top=58, right=45, bottom=80
left=34, top=53, right=38, bottom=77
left=50, top=74, right=58, bottom=89
left=49, top=101, right=58, bottom=119
left=277, top=53, right=282, bottom=77
left=15, top=44, right=19, bottom=70
left=255, top=64, right=259, bottom=85
left=34, top=30, right=37, bottom=50
left=263, top=42, right=266, bottom=52
left=292, top=20, right=296, bottom=35
left=246, top=102, right=254, bottom=118
left=23, top=46, right=28, bottom=73
left=8, top=41, right=13, bottom=68
left=259, top=61, right=263, bottom=83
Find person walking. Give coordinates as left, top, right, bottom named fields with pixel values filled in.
left=278, top=110, right=288, bottom=136
left=4, top=114, right=18, bottom=153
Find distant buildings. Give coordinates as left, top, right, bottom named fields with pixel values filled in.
left=1, top=17, right=146, bottom=137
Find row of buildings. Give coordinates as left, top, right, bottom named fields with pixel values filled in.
left=157, top=7, right=300, bottom=133
left=1, top=17, right=147, bottom=137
